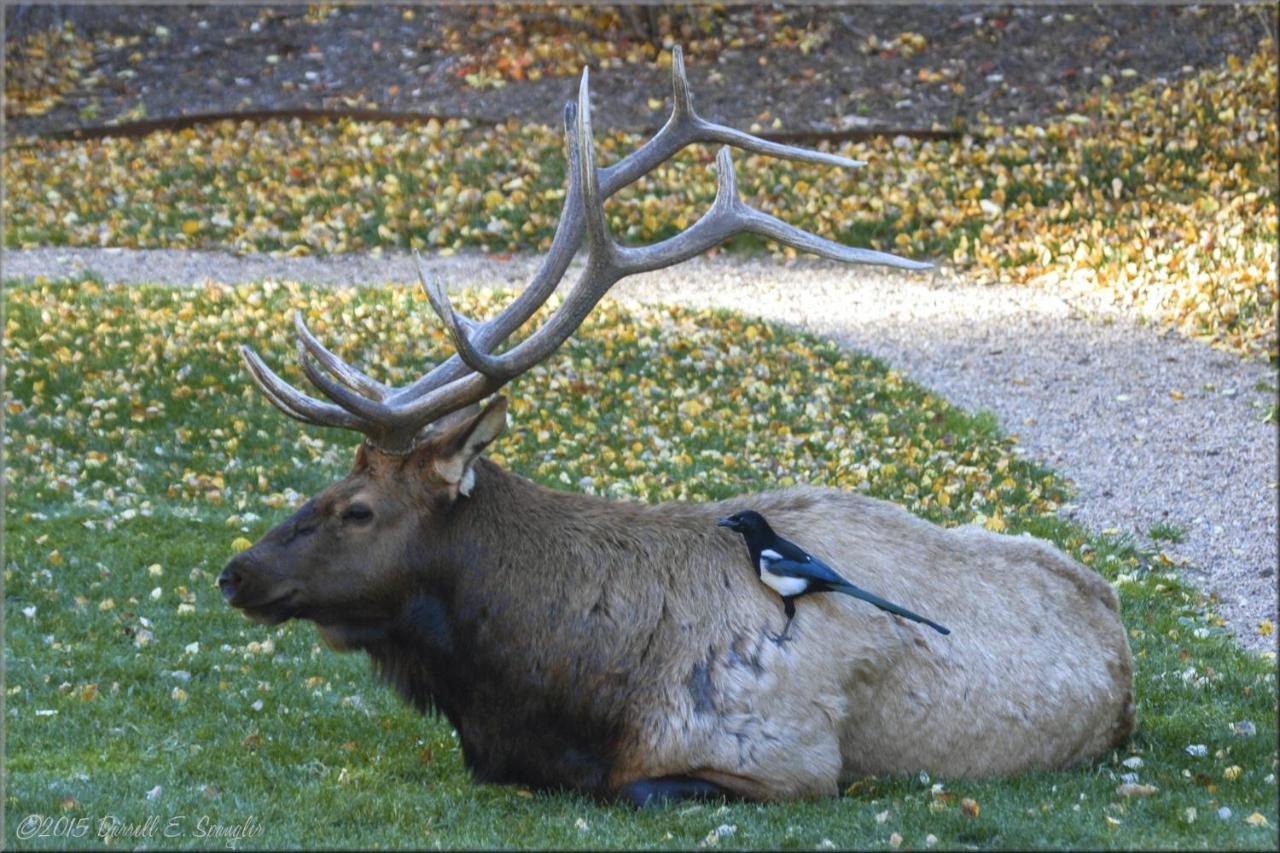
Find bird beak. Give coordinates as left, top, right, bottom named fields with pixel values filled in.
left=716, top=517, right=734, bottom=528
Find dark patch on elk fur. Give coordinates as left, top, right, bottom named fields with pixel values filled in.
left=687, top=659, right=717, bottom=715
left=727, top=632, right=764, bottom=676
left=405, top=595, right=454, bottom=656
left=351, top=591, right=619, bottom=798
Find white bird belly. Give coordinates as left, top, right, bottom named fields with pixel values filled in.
left=760, top=567, right=808, bottom=597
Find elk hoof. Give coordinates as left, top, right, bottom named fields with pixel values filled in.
left=617, top=775, right=732, bottom=808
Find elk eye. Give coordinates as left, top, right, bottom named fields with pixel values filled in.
left=341, top=504, right=373, bottom=524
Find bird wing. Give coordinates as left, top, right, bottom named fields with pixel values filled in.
left=766, top=534, right=815, bottom=564
left=762, top=539, right=851, bottom=587
left=770, top=536, right=951, bottom=635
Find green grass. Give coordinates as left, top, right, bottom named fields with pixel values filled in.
left=5, top=279, right=1277, bottom=849
left=1150, top=523, right=1189, bottom=545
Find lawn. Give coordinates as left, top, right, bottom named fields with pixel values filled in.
left=4, top=279, right=1276, bottom=849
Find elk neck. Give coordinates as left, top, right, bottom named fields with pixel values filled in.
left=361, top=455, right=679, bottom=792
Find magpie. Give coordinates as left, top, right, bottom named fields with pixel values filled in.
left=717, top=509, right=951, bottom=642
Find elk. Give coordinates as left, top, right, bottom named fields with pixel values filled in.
left=220, top=50, right=1135, bottom=805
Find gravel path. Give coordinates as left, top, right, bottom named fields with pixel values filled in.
left=6, top=247, right=1277, bottom=652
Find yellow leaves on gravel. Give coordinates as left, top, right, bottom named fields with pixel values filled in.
left=4, top=43, right=1274, bottom=362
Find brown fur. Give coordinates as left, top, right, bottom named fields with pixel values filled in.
left=220, top=401, right=1135, bottom=802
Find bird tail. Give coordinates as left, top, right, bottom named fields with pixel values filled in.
left=832, top=581, right=951, bottom=635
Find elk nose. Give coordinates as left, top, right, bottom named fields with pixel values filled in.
left=217, top=565, right=242, bottom=600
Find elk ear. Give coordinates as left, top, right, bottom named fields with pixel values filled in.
left=352, top=442, right=370, bottom=471
left=431, top=396, right=508, bottom=498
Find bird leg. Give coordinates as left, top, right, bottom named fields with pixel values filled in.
left=768, top=599, right=797, bottom=646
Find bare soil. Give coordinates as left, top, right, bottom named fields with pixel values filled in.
left=6, top=4, right=1275, bottom=139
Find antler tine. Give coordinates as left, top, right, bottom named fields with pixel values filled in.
left=397, top=47, right=871, bottom=400
left=669, top=43, right=694, bottom=120
left=611, top=147, right=933, bottom=276
left=574, top=68, right=617, bottom=266
left=668, top=42, right=865, bottom=168
left=409, top=67, right=632, bottom=382
left=374, top=365, right=504, bottom=437
left=293, top=311, right=390, bottom=400
left=293, top=330, right=502, bottom=451
left=240, top=345, right=366, bottom=432
left=391, top=99, right=587, bottom=398
left=407, top=82, right=613, bottom=385
left=404, top=72, right=632, bottom=385
left=404, top=77, right=929, bottom=384
left=445, top=66, right=631, bottom=379
left=294, top=337, right=398, bottom=422
left=602, top=44, right=866, bottom=186
left=414, top=254, right=502, bottom=378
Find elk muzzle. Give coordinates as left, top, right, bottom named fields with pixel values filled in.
left=218, top=550, right=302, bottom=625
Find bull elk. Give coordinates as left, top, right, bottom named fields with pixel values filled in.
left=220, top=49, right=1135, bottom=805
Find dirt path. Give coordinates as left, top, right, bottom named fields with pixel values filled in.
left=7, top=246, right=1276, bottom=652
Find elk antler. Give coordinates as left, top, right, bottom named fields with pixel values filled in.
left=243, top=47, right=931, bottom=454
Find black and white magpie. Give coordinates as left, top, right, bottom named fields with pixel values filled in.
left=717, top=509, right=950, bottom=642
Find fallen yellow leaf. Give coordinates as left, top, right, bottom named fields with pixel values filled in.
left=1115, top=782, right=1158, bottom=797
